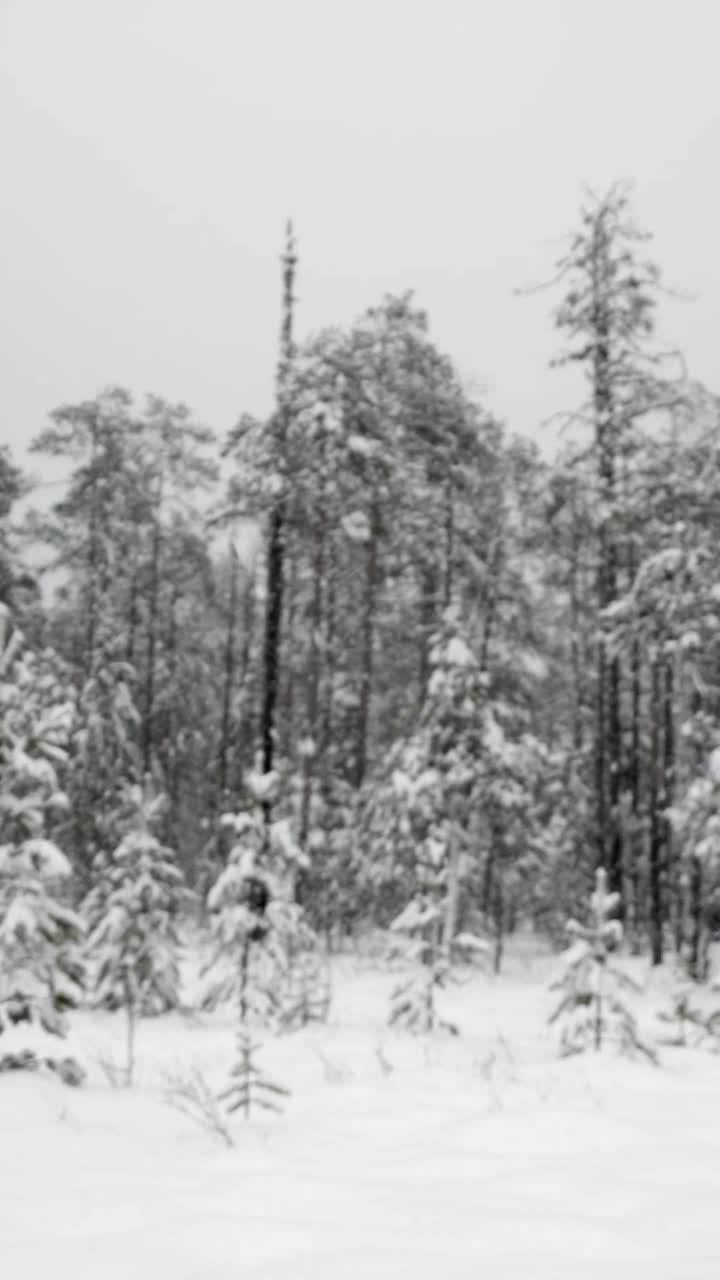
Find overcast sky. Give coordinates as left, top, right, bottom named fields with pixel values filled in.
left=2, top=0, right=719, bottom=479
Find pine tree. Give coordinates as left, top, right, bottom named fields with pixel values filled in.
left=549, top=868, right=656, bottom=1061
left=0, top=606, right=85, bottom=1084
left=88, top=781, right=191, bottom=1082
left=551, top=184, right=672, bottom=913
left=218, top=1027, right=289, bottom=1122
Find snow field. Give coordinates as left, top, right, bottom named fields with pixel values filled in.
left=2, top=945, right=719, bottom=1279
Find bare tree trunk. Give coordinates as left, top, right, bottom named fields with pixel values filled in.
left=417, top=564, right=436, bottom=708
left=442, top=475, right=454, bottom=609
left=608, top=650, right=624, bottom=904
left=238, top=569, right=257, bottom=778
left=355, top=499, right=380, bottom=789
left=218, top=543, right=239, bottom=813
left=595, top=638, right=608, bottom=870
left=662, top=658, right=678, bottom=950
left=142, top=515, right=161, bottom=775
left=299, top=497, right=326, bottom=850
left=279, top=532, right=299, bottom=762
left=165, top=585, right=180, bottom=845
left=480, top=536, right=502, bottom=674
left=259, top=222, right=297, bottom=812
left=688, top=690, right=707, bottom=979
left=261, top=504, right=286, bottom=782
left=648, top=657, right=664, bottom=965
left=320, top=545, right=336, bottom=795
left=569, top=509, right=584, bottom=753
left=627, top=635, right=643, bottom=946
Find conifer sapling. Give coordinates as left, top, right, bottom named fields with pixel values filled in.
left=549, top=868, right=656, bottom=1062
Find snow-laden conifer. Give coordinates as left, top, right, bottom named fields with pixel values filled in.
left=0, top=605, right=85, bottom=1084
left=389, top=834, right=461, bottom=1035
left=202, top=770, right=312, bottom=1026
left=88, top=780, right=191, bottom=1082
left=549, top=868, right=656, bottom=1061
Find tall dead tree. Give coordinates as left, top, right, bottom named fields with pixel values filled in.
left=259, top=221, right=297, bottom=804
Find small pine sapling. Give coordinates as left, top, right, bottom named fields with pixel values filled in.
left=277, top=911, right=331, bottom=1031
left=202, top=810, right=277, bottom=1022
left=202, top=771, right=311, bottom=1028
left=218, top=1026, right=290, bottom=1122
left=549, top=868, right=657, bottom=1062
left=88, top=781, right=192, bottom=1083
left=388, top=836, right=459, bottom=1036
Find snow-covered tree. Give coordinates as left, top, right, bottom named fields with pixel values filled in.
left=670, top=741, right=720, bottom=981
left=0, top=606, right=85, bottom=1084
left=88, top=780, right=191, bottom=1081
left=388, top=833, right=470, bottom=1035
left=549, top=868, right=656, bottom=1061
left=202, top=770, right=311, bottom=1026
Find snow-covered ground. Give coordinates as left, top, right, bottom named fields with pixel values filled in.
left=3, top=940, right=719, bottom=1279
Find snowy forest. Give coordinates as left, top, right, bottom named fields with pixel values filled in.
left=4, top=181, right=720, bottom=1272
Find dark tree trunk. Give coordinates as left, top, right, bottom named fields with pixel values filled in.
left=417, top=564, right=436, bottom=708
left=648, top=658, right=664, bottom=965
left=355, top=499, right=380, bottom=789
left=480, top=537, right=502, bottom=674
left=688, top=854, right=706, bottom=981
left=662, top=659, right=677, bottom=949
left=142, top=515, right=161, bottom=775
left=260, top=502, right=286, bottom=781
left=299, top=495, right=327, bottom=852
left=627, top=635, right=643, bottom=944
left=259, top=221, right=297, bottom=816
left=279, top=531, right=299, bottom=762
left=218, top=544, right=239, bottom=812
left=607, top=651, right=623, bottom=904
left=442, top=475, right=454, bottom=609
left=165, top=586, right=180, bottom=847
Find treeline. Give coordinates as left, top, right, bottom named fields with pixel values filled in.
left=3, top=183, right=720, bottom=993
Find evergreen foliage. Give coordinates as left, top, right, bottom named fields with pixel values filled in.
left=0, top=606, right=85, bottom=1084
left=218, top=1027, right=290, bottom=1120
left=549, top=869, right=656, bottom=1062
left=89, top=781, right=191, bottom=1017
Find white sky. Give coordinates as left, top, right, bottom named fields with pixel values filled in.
left=2, top=0, right=719, bottom=475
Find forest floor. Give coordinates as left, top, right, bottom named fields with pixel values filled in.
left=2, top=937, right=719, bottom=1279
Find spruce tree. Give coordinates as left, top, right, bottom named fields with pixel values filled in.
left=202, top=771, right=310, bottom=1025
left=88, top=780, right=191, bottom=1082
left=0, top=606, right=85, bottom=1084
left=388, top=834, right=461, bottom=1035
left=549, top=868, right=656, bottom=1061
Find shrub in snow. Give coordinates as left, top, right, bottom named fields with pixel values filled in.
left=88, top=781, right=192, bottom=1082
left=549, top=868, right=656, bottom=1062
left=0, top=606, right=85, bottom=1085
left=218, top=1027, right=289, bottom=1122
left=657, top=971, right=720, bottom=1049
left=163, top=1066, right=235, bottom=1148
